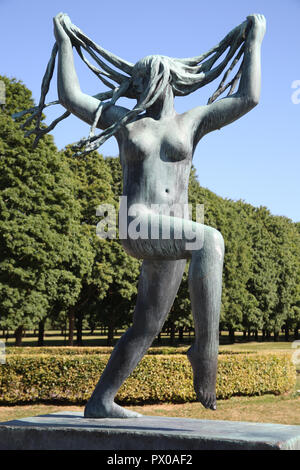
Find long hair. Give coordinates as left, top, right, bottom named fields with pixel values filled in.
left=13, top=17, right=250, bottom=156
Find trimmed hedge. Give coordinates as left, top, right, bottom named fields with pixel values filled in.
left=0, top=353, right=296, bottom=405
left=5, top=346, right=254, bottom=356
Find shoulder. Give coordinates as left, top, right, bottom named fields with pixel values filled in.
left=176, top=106, right=208, bottom=144
left=178, top=92, right=255, bottom=147
left=98, top=103, right=130, bottom=130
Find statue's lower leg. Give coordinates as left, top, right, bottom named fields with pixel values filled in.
left=187, top=230, right=224, bottom=410
left=84, top=326, right=146, bottom=418
left=84, top=259, right=186, bottom=418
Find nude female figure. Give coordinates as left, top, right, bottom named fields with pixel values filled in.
left=52, top=12, right=266, bottom=418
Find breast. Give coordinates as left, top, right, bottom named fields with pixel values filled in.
left=160, top=136, right=191, bottom=162
left=122, top=128, right=192, bottom=164
left=125, top=132, right=158, bottom=161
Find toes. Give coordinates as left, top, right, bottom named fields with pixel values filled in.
left=84, top=400, right=143, bottom=419
left=197, top=390, right=217, bottom=410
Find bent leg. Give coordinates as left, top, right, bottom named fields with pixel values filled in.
left=122, top=211, right=225, bottom=410
left=84, top=258, right=186, bottom=418
left=187, top=226, right=224, bottom=410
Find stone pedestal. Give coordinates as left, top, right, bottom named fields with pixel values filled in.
left=0, top=411, right=299, bottom=450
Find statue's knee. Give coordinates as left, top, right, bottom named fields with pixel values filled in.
left=190, top=227, right=224, bottom=279
left=211, top=228, right=225, bottom=259
left=202, top=226, right=224, bottom=260
left=133, top=317, right=161, bottom=340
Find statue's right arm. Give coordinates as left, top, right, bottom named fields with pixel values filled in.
left=53, top=14, right=129, bottom=130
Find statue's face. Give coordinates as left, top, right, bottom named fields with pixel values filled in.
left=131, top=70, right=148, bottom=97
left=131, top=55, right=171, bottom=102
left=131, top=57, right=153, bottom=98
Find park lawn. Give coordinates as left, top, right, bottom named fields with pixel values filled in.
left=0, top=393, right=299, bottom=425
left=219, top=341, right=296, bottom=352
left=3, top=329, right=299, bottom=349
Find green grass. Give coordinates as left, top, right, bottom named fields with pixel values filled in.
left=3, top=329, right=299, bottom=349
left=220, top=341, right=296, bottom=352
left=1, top=393, right=299, bottom=425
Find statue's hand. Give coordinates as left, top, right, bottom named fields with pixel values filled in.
left=246, top=14, right=266, bottom=42
left=53, top=12, right=72, bottom=44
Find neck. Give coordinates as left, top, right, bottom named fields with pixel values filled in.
left=145, top=84, right=175, bottom=119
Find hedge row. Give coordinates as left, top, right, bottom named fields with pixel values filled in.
left=0, top=353, right=296, bottom=405
left=5, top=346, right=254, bottom=356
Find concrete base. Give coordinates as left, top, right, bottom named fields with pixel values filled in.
left=0, top=412, right=300, bottom=450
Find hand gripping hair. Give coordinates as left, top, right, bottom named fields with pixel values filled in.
left=13, top=16, right=250, bottom=156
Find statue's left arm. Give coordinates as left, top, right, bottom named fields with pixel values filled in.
left=188, top=14, right=266, bottom=147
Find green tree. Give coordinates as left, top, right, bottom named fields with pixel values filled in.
left=62, top=151, right=141, bottom=345
left=271, top=216, right=300, bottom=341
left=101, top=157, right=141, bottom=345
left=0, top=76, right=92, bottom=345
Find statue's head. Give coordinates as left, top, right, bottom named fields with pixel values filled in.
left=24, top=16, right=248, bottom=156
left=130, top=55, right=171, bottom=104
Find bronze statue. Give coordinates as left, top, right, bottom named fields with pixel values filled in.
left=16, top=12, right=266, bottom=418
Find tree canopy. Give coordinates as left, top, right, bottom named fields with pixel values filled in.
left=0, top=76, right=299, bottom=345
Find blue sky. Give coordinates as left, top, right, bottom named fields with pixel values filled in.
left=1, top=0, right=299, bottom=222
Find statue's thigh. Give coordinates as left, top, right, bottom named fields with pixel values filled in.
left=123, top=213, right=205, bottom=260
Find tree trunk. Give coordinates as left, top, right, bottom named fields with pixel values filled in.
left=294, top=326, right=299, bottom=340
left=178, top=327, right=184, bottom=342
left=255, top=330, right=258, bottom=341
left=76, top=313, right=83, bottom=346
left=68, top=308, right=75, bottom=346
left=243, top=331, right=247, bottom=340
left=229, top=327, right=235, bottom=344
left=170, top=323, right=176, bottom=345
left=14, top=325, right=23, bottom=347
left=284, top=325, right=289, bottom=342
left=157, top=332, right=161, bottom=344
left=273, top=330, right=279, bottom=342
left=38, top=319, right=45, bottom=346
left=107, top=324, right=114, bottom=346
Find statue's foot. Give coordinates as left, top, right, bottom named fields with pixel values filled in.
left=195, top=389, right=217, bottom=410
left=84, top=399, right=143, bottom=419
left=187, top=344, right=217, bottom=411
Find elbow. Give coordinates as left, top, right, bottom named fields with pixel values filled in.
left=57, top=79, right=81, bottom=111
left=236, top=90, right=260, bottom=111
left=58, top=89, right=80, bottom=114
left=58, top=89, right=73, bottom=109
left=238, top=94, right=260, bottom=112
left=245, top=88, right=260, bottom=109
left=248, top=95, right=260, bottom=108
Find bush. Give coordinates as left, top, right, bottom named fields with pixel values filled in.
left=5, top=346, right=255, bottom=356
left=0, top=352, right=295, bottom=405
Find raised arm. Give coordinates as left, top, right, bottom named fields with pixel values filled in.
left=187, top=14, right=266, bottom=147
left=53, top=13, right=129, bottom=130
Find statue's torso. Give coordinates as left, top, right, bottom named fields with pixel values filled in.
left=116, top=114, right=193, bottom=214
